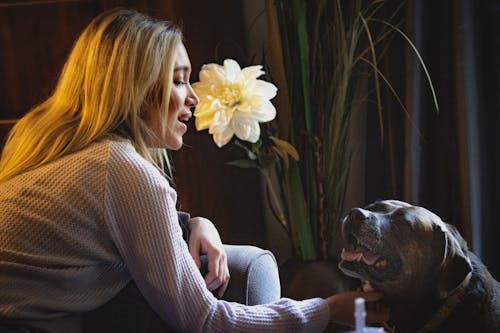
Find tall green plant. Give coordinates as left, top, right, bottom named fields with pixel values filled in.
left=270, top=0, right=438, bottom=260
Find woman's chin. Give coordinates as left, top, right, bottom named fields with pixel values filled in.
left=165, top=138, right=183, bottom=150
left=145, top=133, right=184, bottom=150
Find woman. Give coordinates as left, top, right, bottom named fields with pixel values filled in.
left=0, top=8, right=389, bottom=333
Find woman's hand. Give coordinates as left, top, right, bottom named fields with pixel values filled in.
left=187, top=217, right=230, bottom=298
left=326, top=291, right=390, bottom=327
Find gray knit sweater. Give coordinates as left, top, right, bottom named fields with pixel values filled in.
left=0, top=139, right=329, bottom=332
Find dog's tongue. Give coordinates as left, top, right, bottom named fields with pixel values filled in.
left=341, top=248, right=379, bottom=265
left=361, top=250, right=379, bottom=265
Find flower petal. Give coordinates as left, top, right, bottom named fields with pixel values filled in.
left=223, top=59, right=243, bottom=83
left=248, top=99, right=276, bottom=122
left=195, top=114, right=213, bottom=131
left=194, top=100, right=223, bottom=130
left=191, top=82, right=213, bottom=96
left=245, top=121, right=261, bottom=143
left=232, top=116, right=260, bottom=143
left=212, top=126, right=234, bottom=147
left=199, top=63, right=226, bottom=84
left=248, top=80, right=278, bottom=100
left=243, top=84, right=276, bottom=105
left=242, top=65, right=264, bottom=81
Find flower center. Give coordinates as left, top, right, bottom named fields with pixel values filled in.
left=221, top=85, right=243, bottom=110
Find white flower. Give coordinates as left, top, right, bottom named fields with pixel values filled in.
left=192, top=59, right=278, bottom=147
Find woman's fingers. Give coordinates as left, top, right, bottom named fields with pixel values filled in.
left=217, top=269, right=230, bottom=298
left=186, top=217, right=230, bottom=296
left=205, top=250, right=229, bottom=294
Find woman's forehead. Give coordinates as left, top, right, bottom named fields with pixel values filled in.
left=174, top=43, right=191, bottom=71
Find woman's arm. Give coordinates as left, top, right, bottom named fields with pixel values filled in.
left=103, top=144, right=330, bottom=332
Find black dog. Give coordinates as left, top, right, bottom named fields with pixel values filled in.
left=338, top=200, right=500, bottom=333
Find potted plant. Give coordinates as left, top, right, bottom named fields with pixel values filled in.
left=192, top=0, right=438, bottom=265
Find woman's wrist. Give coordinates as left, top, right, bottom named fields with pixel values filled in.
left=326, top=294, right=346, bottom=324
left=326, top=291, right=389, bottom=327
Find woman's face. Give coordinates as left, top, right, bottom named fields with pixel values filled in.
left=144, top=43, right=199, bottom=150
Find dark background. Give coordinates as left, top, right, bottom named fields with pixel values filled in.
left=0, top=0, right=268, bottom=251
left=1, top=0, right=498, bottom=278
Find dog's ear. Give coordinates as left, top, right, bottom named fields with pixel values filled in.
left=434, top=223, right=472, bottom=299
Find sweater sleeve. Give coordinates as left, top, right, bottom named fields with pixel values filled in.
left=102, top=143, right=329, bottom=333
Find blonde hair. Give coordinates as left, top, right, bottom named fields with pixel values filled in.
left=0, top=8, right=182, bottom=182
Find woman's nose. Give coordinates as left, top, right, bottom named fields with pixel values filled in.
left=187, top=85, right=200, bottom=108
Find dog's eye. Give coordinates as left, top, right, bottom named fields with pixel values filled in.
left=393, top=207, right=415, bottom=218
left=390, top=212, right=423, bottom=232
left=365, top=202, right=387, bottom=212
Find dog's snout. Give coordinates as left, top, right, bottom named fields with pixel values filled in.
left=349, top=208, right=370, bottom=221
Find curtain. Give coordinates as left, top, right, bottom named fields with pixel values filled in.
left=366, top=0, right=499, bottom=278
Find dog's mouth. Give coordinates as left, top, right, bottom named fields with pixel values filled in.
left=340, top=236, right=387, bottom=269
left=338, top=232, right=399, bottom=284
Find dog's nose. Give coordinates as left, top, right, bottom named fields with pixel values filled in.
left=349, top=208, right=370, bottom=221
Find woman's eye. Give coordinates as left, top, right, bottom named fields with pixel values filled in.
left=173, top=80, right=188, bottom=86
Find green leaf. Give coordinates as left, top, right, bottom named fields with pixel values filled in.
left=292, top=0, right=312, bottom=132
left=258, top=153, right=279, bottom=169
left=226, top=159, right=259, bottom=169
left=286, top=160, right=317, bottom=260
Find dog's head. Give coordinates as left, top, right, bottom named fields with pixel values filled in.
left=338, top=200, right=472, bottom=302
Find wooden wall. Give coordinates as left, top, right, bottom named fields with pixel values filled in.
left=172, top=1, right=267, bottom=247
left=0, top=0, right=267, bottom=248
